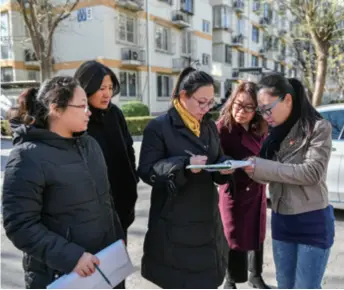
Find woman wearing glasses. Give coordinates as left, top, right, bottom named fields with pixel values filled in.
left=74, top=61, right=138, bottom=244
left=217, top=82, right=269, bottom=289
left=138, top=67, right=234, bottom=288
left=2, top=76, right=124, bottom=288
left=244, top=74, right=335, bottom=289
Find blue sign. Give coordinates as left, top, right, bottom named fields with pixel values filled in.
left=77, top=8, right=87, bottom=22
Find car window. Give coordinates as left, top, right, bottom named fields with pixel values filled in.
left=319, top=109, right=344, bottom=140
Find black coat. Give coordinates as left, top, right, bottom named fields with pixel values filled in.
left=138, top=108, right=230, bottom=289
left=87, top=104, right=138, bottom=231
left=2, top=126, right=124, bottom=289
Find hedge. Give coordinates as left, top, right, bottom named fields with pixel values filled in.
left=121, top=101, right=150, bottom=117
left=0, top=111, right=220, bottom=137
left=1, top=120, right=11, bottom=136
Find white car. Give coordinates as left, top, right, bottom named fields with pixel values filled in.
left=266, top=103, right=344, bottom=210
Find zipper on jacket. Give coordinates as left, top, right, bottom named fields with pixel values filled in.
left=75, top=139, right=87, bottom=164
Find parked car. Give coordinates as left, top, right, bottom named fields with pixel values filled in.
left=266, top=103, right=344, bottom=210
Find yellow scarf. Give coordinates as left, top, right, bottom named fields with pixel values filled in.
left=173, top=98, right=200, bottom=137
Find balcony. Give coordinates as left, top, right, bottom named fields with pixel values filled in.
left=172, top=57, right=190, bottom=72
left=259, top=17, right=270, bottom=27
left=115, top=0, right=144, bottom=11
left=171, top=10, right=191, bottom=28
left=277, top=54, right=285, bottom=62
left=233, top=0, right=244, bottom=13
left=24, top=49, right=39, bottom=66
left=230, top=34, right=244, bottom=46
left=279, top=28, right=287, bottom=36
left=121, top=47, right=145, bottom=66
left=231, top=70, right=240, bottom=80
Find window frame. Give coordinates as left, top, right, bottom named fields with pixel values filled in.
left=155, top=24, right=171, bottom=53
left=202, top=19, right=210, bottom=33
left=157, top=74, right=172, bottom=98
left=119, top=71, right=138, bottom=99
left=252, top=25, right=259, bottom=43
left=118, top=13, right=137, bottom=45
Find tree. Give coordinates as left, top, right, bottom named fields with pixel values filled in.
left=17, top=0, right=80, bottom=81
left=263, top=0, right=344, bottom=106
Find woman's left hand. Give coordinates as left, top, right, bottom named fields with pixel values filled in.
left=243, top=157, right=256, bottom=174
left=219, top=169, right=235, bottom=175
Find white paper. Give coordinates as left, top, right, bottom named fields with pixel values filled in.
left=47, top=239, right=134, bottom=289
left=186, top=160, right=252, bottom=172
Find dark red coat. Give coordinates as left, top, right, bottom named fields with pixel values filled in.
left=217, top=122, right=267, bottom=251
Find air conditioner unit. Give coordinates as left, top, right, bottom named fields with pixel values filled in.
left=127, top=49, right=140, bottom=61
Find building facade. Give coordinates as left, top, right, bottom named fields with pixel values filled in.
left=0, top=0, right=298, bottom=114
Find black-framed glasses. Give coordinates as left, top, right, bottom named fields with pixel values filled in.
left=256, top=97, right=282, bottom=116
left=233, top=102, right=256, bottom=113
left=192, top=96, right=215, bottom=109
left=67, top=104, right=89, bottom=113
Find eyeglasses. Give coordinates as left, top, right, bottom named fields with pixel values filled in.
left=192, top=96, right=215, bottom=109
left=233, top=102, right=256, bottom=113
left=256, top=97, right=282, bottom=116
left=67, top=104, right=89, bottom=113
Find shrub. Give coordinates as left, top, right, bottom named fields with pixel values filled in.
left=1, top=120, right=11, bottom=136
left=126, top=116, right=154, bottom=136
left=121, top=101, right=150, bottom=117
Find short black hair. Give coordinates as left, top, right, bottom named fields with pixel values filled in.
left=74, top=60, right=120, bottom=98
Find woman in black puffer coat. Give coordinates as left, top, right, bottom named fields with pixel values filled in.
left=2, top=76, right=124, bottom=289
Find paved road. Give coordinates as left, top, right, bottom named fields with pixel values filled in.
left=1, top=139, right=344, bottom=289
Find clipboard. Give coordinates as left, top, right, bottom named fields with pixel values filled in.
left=47, top=239, right=134, bottom=289
left=186, top=160, right=253, bottom=172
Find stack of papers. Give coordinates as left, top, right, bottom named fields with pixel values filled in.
left=47, top=239, right=134, bottom=289
left=186, top=160, right=252, bottom=172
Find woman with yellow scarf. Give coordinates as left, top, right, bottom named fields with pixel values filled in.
left=138, top=67, right=234, bottom=288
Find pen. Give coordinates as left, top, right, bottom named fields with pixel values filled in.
left=184, top=150, right=195, bottom=156
left=94, top=263, right=113, bottom=288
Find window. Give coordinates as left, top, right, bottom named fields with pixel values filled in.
left=120, top=71, right=138, bottom=98
left=181, top=0, right=193, bottom=14
left=262, top=57, right=267, bottom=68
left=274, top=61, right=279, bottom=71
left=239, top=51, right=245, bottom=67
left=157, top=74, right=172, bottom=98
left=273, top=37, right=279, bottom=51
left=281, top=64, right=285, bottom=75
left=28, top=71, right=38, bottom=81
left=252, top=1, right=260, bottom=12
left=181, top=30, right=192, bottom=55
left=252, top=26, right=259, bottom=43
left=213, top=5, right=230, bottom=29
left=251, top=55, right=259, bottom=67
left=1, top=67, right=13, bottom=82
left=320, top=110, right=344, bottom=140
left=1, top=43, right=11, bottom=59
left=237, top=16, right=244, bottom=34
left=225, top=45, right=232, bottom=64
left=118, top=14, right=136, bottom=44
left=202, top=20, right=210, bottom=33
left=202, top=53, right=210, bottom=65
left=155, top=24, right=170, bottom=52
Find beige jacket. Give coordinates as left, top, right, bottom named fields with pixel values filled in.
left=251, top=119, right=332, bottom=215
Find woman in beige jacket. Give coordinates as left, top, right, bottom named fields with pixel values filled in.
left=244, top=74, right=335, bottom=289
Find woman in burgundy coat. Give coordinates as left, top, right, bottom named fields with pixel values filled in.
left=217, top=82, right=269, bottom=289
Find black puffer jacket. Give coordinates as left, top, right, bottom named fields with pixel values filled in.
left=138, top=108, right=231, bottom=289
left=87, top=103, right=138, bottom=232
left=2, top=126, right=124, bottom=289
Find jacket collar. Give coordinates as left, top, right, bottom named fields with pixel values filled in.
left=276, top=120, right=308, bottom=161
left=234, top=124, right=262, bottom=156
left=168, top=107, right=212, bottom=152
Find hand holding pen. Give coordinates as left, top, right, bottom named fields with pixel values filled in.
left=185, top=150, right=208, bottom=174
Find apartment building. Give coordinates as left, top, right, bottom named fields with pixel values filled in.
left=0, top=0, right=300, bottom=113
left=0, top=0, right=213, bottom=114
left=210, top=0, right=298, bottom=98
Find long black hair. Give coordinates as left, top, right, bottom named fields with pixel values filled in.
left=74, top=60, right=120, bottom=98
left=258, top=74, right=322, bottom=138
left=172, top=67, right=214, bottom=99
